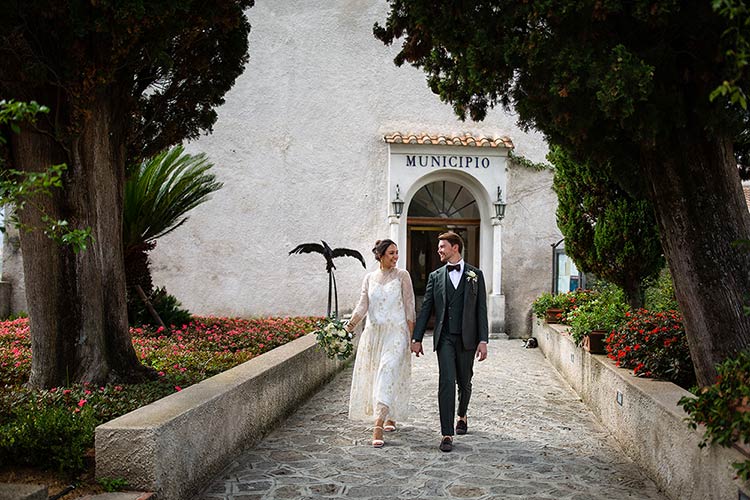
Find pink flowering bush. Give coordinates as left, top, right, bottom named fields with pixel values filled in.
left=0, top=317, right=32, bottom=386
left=0, top=315, right=320, bottom=473
left=605, top=309, right=696, bottom=388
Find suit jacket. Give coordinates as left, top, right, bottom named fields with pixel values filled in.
left=412, top=262, right=489, bottom=351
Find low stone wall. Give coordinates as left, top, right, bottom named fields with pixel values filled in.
left=533, top=319, right=750, bottom=500
left=96, top=332, right=353, bottom=500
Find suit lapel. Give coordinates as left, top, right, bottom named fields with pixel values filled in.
left=439, top=265, right=449, bottom=305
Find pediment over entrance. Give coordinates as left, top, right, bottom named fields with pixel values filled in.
left=384, top=132, right=514, bottom=149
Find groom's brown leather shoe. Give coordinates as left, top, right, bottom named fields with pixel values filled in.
left=439, top=436, right=453, bottom=452
left=456, top=419, right=468, bottom=435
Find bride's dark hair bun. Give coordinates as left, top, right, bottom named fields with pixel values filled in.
left=372, top=239, right=396, bottom=261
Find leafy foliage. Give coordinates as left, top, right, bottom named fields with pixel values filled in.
left=0, top=1, right=254, bottom=165
left=0, top=101, right=91, bottom=252
left=0, top=315, right=320, bottom=472
left=711, top=0, right=750, bottom=110
left=0, top=404, right=96, bottom=474
left=606, top=309, right=695, bottom=388
left=550, top=145, right=663, bottom=307
left=643, top=267, right=680, bottom=312
left=508, top=150, right=552, bottom=171
left=568, top=284, right=629, bottom=346
left=128, top=287, right=192, bottom=328
left=123, top=146, right=223, bottom=249
left=375, top=0, right=750, bottom=387
left=375, top=1, right=745, bottom=164
left=531, top=289, right=597, bottom=323
left=98, top=477, right=129, bottom=493
left=123, top=146, right=222, bottom=324
left=679, top=350, right=750, bottom=481
left=531, top=292, right=569, bottom=320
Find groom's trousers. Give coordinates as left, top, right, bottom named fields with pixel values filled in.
left=436, top=332, right=475, bottom=436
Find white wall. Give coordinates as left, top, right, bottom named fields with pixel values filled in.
left=148, top=0, right=552, bottom=328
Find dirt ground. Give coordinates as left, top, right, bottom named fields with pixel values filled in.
left=0, top=452, right=106, bottom=499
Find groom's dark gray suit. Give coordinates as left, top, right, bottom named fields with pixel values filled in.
left=412, top=262, right=488, bottom=437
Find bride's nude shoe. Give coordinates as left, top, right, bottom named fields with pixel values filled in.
left=383, top=420, right=396, bottom=432
left=372, top=425, right=385, bottom=448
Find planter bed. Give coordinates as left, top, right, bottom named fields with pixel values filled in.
left=95, top=331, right=355, bottom=500
left=533, top=319, right=750, bottom=500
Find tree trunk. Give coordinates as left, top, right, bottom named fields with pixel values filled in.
left=642, top=132, right=750, bottom=386
left=124, top=241, right=156, bottom=323
left=622, top=278, right=643, bottom=310
left=11, top=89, right=154, bottom=388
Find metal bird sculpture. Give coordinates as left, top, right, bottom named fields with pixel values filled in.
left=289, top=240, right=366, bottom=318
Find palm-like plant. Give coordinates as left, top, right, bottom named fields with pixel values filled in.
left=289, top=241, right=366, bottom=318
left=123, top=146, right=223, bottom=322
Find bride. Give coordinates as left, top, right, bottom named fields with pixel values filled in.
left=346, top=239, right=415, bottom=448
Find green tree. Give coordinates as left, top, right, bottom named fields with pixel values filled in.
left=123, top=146, right=222, bottom=323
left=375, top=1, right=750, bottom=386
left=0, top=100, right=91, bottom=252
left=549, top=146, right=663, bottom=308
left=0, top=1, right=252, bottom=388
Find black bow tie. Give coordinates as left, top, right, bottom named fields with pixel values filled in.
left=447, top=264, right=461, bottom=273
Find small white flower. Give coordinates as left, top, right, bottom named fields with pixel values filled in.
left=466, top=270, right=478, bottom=283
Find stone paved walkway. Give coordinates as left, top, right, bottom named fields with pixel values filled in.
left=197, top=338, right=667, bottom=500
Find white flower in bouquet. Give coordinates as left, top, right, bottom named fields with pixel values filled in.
left=313, top=316, right=354, bottom=360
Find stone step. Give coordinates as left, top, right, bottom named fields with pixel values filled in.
left=78, top=493, right=154, bottom=500
left=0, top=484, right=46, bottom=500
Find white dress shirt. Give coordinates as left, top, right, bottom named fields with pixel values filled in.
left=447, top=260, right=464, bottom=289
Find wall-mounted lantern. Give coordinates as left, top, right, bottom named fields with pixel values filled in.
left=392, top=184, right=404, bottom=217
left=493, top=187, right=506, bottom=220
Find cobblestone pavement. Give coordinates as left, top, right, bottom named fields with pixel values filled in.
left=197, top=338, right=667, bottom=500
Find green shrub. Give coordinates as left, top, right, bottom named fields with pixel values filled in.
left=679, top=351, right=750, bottom=481
left=0, top=403, right=96, bottom=474
left=532, top=289, right=600, bottom=323
left=568, top=284, right=629, bottom=346
left=643, top=267, right=679, bottom=312
left=128, top=286, right=192, bottom=327
left=98, top=477, right=129, bottom=492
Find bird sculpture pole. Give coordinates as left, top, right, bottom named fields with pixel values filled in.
left=289, top=240, right=367, bottom=318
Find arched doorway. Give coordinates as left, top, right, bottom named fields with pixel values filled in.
left=407, top=180, right=480, bottom=300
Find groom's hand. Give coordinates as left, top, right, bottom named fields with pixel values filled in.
left=411, top=341, right=424, bottom=357
left=476, top=342, right=488, bottom=361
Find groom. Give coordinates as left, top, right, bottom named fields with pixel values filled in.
left=411, top=231, right=488, bottom=452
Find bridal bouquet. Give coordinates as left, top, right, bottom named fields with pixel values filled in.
left=313, top=316, right=354, bottom=360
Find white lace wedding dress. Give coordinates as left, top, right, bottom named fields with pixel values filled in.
left=348, top=267, right=415, bottom=422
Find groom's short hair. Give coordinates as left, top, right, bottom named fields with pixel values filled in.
left=438, top=231, right=464, bottom=254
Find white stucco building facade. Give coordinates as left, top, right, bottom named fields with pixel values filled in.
left=2, top=1, right=563, bottom=337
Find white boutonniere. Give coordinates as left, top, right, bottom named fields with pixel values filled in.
left=466, top=270, right=478, bottom=284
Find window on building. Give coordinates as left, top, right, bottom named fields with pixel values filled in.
left=552, top=243, right=585, bottom=294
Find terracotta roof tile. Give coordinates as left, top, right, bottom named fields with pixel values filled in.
left=384, top=132, right=514, bottom=149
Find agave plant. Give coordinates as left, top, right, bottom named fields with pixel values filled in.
left=123, top=146, right=223, bottom=323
